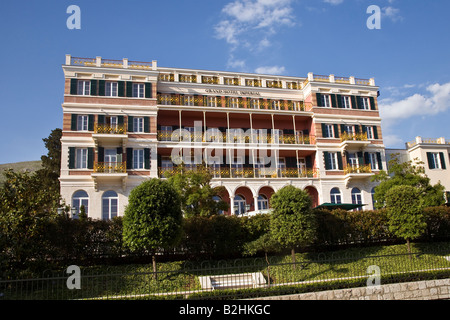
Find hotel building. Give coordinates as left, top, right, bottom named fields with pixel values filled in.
left=60, top=55, right=386, bottom=219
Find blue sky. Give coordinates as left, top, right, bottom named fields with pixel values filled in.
left=1, top=0, right=450, bottom=164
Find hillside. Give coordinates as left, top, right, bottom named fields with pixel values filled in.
left=0, top=160, right=43, bottom=184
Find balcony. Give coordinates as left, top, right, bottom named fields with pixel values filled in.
left=91, top=161, right=128, bottom=191
left=157, top=130, right=315, bottom=146
left=158, top=166, right=319, bottom=179
left=92, top=124, right=128, bottom=146
left=340, top=132, right=370, bottom=151
left=343, top=164, right=373, bottom=187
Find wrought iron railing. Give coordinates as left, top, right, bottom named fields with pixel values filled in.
left=93, top=162, right=127, bottom=173
left=344, top=164, right=372, bottom=175
left=94, top=124, right=127, bottom=135
left=340, top=132, right=368, bottom=142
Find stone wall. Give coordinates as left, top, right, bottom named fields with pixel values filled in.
left=257, top=278, right=450, bottom=300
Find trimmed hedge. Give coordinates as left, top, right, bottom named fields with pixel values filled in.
left=2, top=206, right=450, bottom=276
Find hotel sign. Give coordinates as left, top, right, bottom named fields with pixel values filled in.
left=205, top=89, right=261, bottom=96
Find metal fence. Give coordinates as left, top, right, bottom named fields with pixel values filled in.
left=2, top=243, right=450, bottom=300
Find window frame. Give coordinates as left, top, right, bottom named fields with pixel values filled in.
left=77, top=115, right=89, bottom=131
left=342, top=96, right=351, bottom=109
left=330, top=187, right=342, bottom=204
left=132, top=83, right=145, bottom=98
left=75, top=148, right=88, bottom=169
left=77, top=80, right=90, bottom=96
left=133, top=117, right=144, bottom=133
left=321, top=94, right=331, bottom=108
left=105, top=81, right=118, bottom=97
left=133, top=149, right=145, bottom=169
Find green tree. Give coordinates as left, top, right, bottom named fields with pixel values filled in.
left=122, top=178, right=183, bottom=277
left=168, top=166, right=228, bottom=217
left=35, top=128, right=62, bottom=195
left=0, top=170, right=61, bottom=273
left=385, top=185, right=427, bottom=255
left=372, top=153, right=445, bottom=209
left=270, top=185, right=316, bottom=268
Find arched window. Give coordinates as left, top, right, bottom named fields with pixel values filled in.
left=258, top=194, right=269, bottom=210
left=72, top=190, right=89, bottom=218
left=330, top=188, right=342, bottom=204
left=234, top=195, right=246, bottom=215
left=102, top=190, right=118, bottom=220
left=351, top=187, right=362, bottom=211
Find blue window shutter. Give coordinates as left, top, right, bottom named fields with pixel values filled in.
left=321, top=123, right=328, bottom=138
left=128, top=116, right=134, bottom=132
left=118, top=81, right=125, bottom=97
left=88, top=115, right=95, bottom=131
left=337, top=152, right=343, bottom=170
left=126, top=148, right=133, bottom=169
left=333, top=124, right=339, bottom=138
left=370, top=97, right=376, bottom=110
left=373, top=126, right=379, bottom=139
left=376, top=152, right=382, bottom=170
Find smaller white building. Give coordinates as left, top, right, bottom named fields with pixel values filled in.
left=386, top=136, right=450, bottom=200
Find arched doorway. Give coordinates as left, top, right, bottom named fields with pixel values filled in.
left=304, top=186, right=319, bottom=208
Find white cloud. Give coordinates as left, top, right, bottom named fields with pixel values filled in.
left=379, top=82, right=450, bottom=122
left=254, top=65, right=286, bottom=75
left=323, top=0, right=344, bottom=4
left=215, top=0, right=296, bottom=46
left=383, top=134, right=405, bottom=148
left=382, top=6, right=403, bottom=22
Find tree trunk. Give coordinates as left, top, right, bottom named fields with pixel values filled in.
left=152, top=254, right=158, bottom=280
left=291, top=248, right=296, bottom=270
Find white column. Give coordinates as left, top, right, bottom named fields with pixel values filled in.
left=254, top=195, right=259, bottom=212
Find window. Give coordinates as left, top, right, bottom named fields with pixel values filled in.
left=77, top=115, right=88, bottom=131
left=234, top=195, right=246, bottom=215
left=229, top=97, right=239, bottom=108
left=427, top=152, right=446, bottom=169
left=184, top=95, right=195, bottom=106
left=342, top=96, right=351, bottom=109
left=321, top=94, right=331, bottom=108
left=250, top=99, right=260, bottom=109
left=72, top=190, right=89, bottom=218
left=277, top=158, right=286, bottom=177
left=132, top=83, right=144, bottom=98
left=361, top=97, right=371, bottom=110
left=330, top=188, right=342, bottom=204
left=344, top=125, right=354, bottom=135
left=77, top=80, right=90, bottom=95
left=258, top=195, right=269, bottom=210
left=351, top=187, right=362, bottom=211
left=75, top=148, right=88, bottom=169
left=104, top=149, right=118, bottom=165
left=161, top=94, right=171, bottom=105
left=160, top=126, right=172, bottom=141
left=105, top=82, right=118, bottom=97
left=347, top=153, right=359, bottom=168
left=133, top=117, right=144, bottom=133
left=324, top=124, right=334, bottom=138
left=328, top=152, right=339, bottom=170
left=133, top=149, right=144, bottom=169
left=368, top=153, right=379, bottom=170
left=366, top=126, right=374, bottom=140
left=207, top=96, right=217, bottom=107
left=272, top=100, right=281, bottom=110
left=102, top=190, right=118, bottom=220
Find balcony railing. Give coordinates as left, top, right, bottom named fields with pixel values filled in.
left=157, top=130, right=315, bottom=145
left=93, top=162, right=127, bottom=173
left=344, top=165, right=372, bottom=175
left=94, top=124, right=127, bottom=135
left=158, top=166, right=318, bottom=179
left=340, top=132, right=368, bottom=142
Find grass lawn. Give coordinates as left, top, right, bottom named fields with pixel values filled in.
left=3, top=241, right=450, bottom=300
